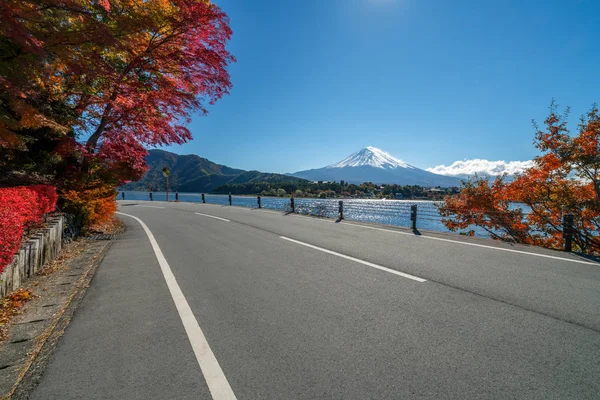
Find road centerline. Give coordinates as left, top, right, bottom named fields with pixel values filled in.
left=279, top=236, right=427, bottom=283
left=195, top=212, right=230, bottom=222
left=116, top=212, right=237, bottom=400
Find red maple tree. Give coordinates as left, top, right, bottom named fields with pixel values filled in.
left=1, top=0, right=234, bottom=181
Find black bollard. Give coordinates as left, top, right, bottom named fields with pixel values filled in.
left=257, top=196, right=261, bottom=208
left=338, top=200, right=344, bottom=219
left=202, top=193, right=205, bottom=203
left=228, top=193, right=232, bottom=206
left=410, top=205, right=418, bottom=230
left=290, top=197, right=295, bottom=213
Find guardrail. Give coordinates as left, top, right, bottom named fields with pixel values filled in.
left=195, top=193, right=578, bottom=253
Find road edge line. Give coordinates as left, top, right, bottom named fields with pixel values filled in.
left=117, top=212, right=237, bottom=400
left=341, top=222, right=599, bottom=266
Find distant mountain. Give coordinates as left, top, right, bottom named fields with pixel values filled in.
left=121, top=150, right=306, bottom=192
left=291, top=146, right=462, bottom=187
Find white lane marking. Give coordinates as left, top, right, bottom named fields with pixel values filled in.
left=198, top=207, right=597, bottom=265
left=195, top=212, right=230, bottom=222
left=342, top=221, right=412, bottom=235
left=250, top=209, right=283, bottom=215
left=280, top=236, right=426, bottom=283
left=203, top=206, right=283, bottom=215
left=341, top=222, right=599, bottom=266
left=421, top=235, right=600, bottom=266
left=116, top=212, right=237, bottom=400
left=133, top=205, right=165, bottom=209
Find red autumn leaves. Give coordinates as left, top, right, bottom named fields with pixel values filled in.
left=440, top=104, right=600, bottom=254
left=0, top=185, right=57, bottom=274
left=1, top=0, right=234, bottom=252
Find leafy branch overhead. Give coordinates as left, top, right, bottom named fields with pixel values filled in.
left=2, top=0, right=233, bottom=154
left=1, top=0, right=234, bottom=228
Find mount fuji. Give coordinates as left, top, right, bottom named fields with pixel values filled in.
left=291, top=147, right=462, bottom=187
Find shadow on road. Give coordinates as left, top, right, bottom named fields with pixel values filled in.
left=574, top=253, right=600, bottom=264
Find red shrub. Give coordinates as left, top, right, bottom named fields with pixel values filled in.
left=30, top=185, right=58, bottom=215
left=0, top=199, right=24, bottom=274
left=0, top=185, right=57, bottom=274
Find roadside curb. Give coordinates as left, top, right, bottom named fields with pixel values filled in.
left=0, top=239, right=113, bottom=400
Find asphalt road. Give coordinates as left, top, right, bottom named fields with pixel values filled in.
left=30, top=201, right=600, bottom=399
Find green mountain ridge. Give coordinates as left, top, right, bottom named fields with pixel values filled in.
left=121, top=149, right=306, bottom=192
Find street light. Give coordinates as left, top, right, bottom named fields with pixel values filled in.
left=162, top=167, right=171, bottom=201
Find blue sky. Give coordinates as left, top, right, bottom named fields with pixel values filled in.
left=165, top=0, right=600, bottom=174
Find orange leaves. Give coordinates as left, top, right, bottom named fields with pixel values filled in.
left=440, top=103, right=600, bottom=255
left=0, top=288, right=34, bottom=341
left=12, top=101, right=67, bottom=133
left=439, top=176, right=527, bottom=242
left=60, top=181, right=118, bottom=230
left=0, top=95, right=69, bottom=151
left=573, top=107, right=600, bottom=160
left=7, top=288, right=33, bottom=305
left=537, top=153, right=563, bottom=172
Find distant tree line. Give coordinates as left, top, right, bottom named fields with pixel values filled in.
left=211, top=180, right=459, bottom=199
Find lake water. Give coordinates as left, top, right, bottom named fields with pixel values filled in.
left=121, top=191, right=498, bottom=237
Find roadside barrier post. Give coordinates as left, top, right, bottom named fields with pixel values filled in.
left=290, top=197, right=295, bottom=213
left=257, top=196, right=262, bottom=208
left=339, top=200, right=344, bottom=220
left=202, top=193, right=205, bottom=203
left=410, top=205, right=418, bottom=230
left=563, top=214, right=574, bottom=252
left=229, top=193, right=232, bottom=206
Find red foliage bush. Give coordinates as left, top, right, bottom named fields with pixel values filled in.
left=30, top=185, right=58, bottom=215
left=0, top=185, right=57, bottom=274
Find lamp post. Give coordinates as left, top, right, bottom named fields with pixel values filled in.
left=162, top=167, right=171, bottom=202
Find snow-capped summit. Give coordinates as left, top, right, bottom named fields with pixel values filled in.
left=327, top=146, right=414, bottom=169
left=291, top=146, right=462, bottom=187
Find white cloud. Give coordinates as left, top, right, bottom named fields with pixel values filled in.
left=426, top=159, right=534, bottom=177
